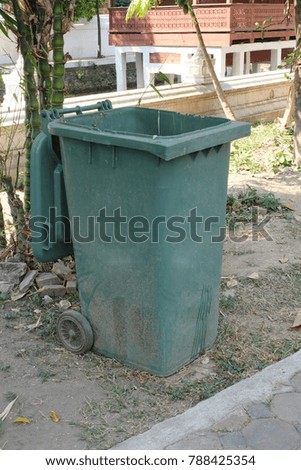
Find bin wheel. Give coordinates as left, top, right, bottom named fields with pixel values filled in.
left=57, top=310, right=94, bottom=354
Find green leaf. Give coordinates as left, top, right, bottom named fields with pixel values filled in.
left=157, top=71, right=171, bottom=86
left=126, top=0, right=154, bottom=21
left=0, top=19, right=8, bottom=38
left=0, top=8, right=17, bottom=29
left=150, top=83, right=163, bottom=98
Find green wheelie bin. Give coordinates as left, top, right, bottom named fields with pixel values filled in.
left=31, top=101, right=250, bottom=376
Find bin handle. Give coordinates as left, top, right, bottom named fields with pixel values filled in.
left=41, top=100, right=113, bottom=122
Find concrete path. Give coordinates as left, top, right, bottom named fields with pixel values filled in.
left=113, top=350, right=301, bottom=450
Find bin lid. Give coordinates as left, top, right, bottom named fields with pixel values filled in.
left=48, top=107, right=250, bottom=161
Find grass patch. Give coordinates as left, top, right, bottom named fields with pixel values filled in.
left=230, top=121, right=294, bottom=173
left=37, top=368, right=56, bottom=383
left=226, top=186, right=287, bottom=231
left=4, top=391, right=17, bottom=402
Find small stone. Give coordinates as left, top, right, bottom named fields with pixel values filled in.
left=66, top=280, right=77, bottom=294
left=19, top=270, right=38, bottom=293
left=0, top=282, right=14, bottom=294
left=0, top=262, right=27, bottom=293
left=58, top=299, right=71, bottom=310
left=52, top=262, right=72, bottom=280
left=36, top=272, right=62, bottom=288
left=38, top=285, right=66, bottom=297
left=43, top=295, right=53, bottom=305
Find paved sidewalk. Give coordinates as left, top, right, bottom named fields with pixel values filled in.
left=113, top=349, right=301, bottom=450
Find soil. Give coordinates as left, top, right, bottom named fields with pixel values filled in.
left=0, top=169, right=301, bottom=450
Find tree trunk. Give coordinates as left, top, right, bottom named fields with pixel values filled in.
left=39, top=54, right=52, bottom=109
left=187, top=3, right=236, bottom=121
left=4, top=176, right=29, bottom=257
left=52, top=1, right=65, bottom=109
left=294, top=0, right=301, bottom=166
left=96, top=0, right=102, bottom=58
left=0, top=201, right=6, bottom=249
left=280, top=80, right=294, bottom=129
left=12, top=2, right=40, bottom=214
left=37, top=6, right=52, bottom=110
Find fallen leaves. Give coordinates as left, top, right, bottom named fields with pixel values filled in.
left=248, top=272, right=259, bottom=280
left=10, top=291, right=27, bottom=302
left=226, top=278, right=239, bottom=288
left=0, top=397, right=61, bottom=429
left=26, top=315, right=42, bottom=332
left=49, top=411, right=60, bottom=423
left=14, top=417, right=30, bottom=424
left=291, top=311, right=301, bottom=330
left=282, top=203, right=295, bottom=211
left=58, top=299, right=71, bottom=310
left=0, top=396, right=18, bottom=421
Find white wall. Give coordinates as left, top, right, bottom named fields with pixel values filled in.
left=63, top=14, right=114, bottom=59
left=0, top=15, right=114, bottom=66
left=0, top=25, right=19, bottom=65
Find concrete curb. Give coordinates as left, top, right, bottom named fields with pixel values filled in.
left=113, top=349, right=301, bottom=449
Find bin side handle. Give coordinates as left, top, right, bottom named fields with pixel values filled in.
left=41, top=100, right=113, bottom=135
left=50, top=100, right=113, bottom=120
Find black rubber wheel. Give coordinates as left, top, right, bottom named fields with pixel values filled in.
left=57, top=310, right=94, bottom=354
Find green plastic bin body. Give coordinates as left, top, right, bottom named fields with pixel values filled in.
left=32, top=104, right=250, bottom=376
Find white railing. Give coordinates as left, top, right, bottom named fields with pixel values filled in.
left=114, top=40, right=295, bottom=91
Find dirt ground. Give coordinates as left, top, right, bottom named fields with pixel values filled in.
left=0, top=169, right=301, bottom=450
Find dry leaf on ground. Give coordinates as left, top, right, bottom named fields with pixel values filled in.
left=49, top=411, right=61, bottom=423
left=201, top=356, right=210, bottom=365
left=10, top=291, right=27, bottom=301
left=248, top=272, right=259, bottom=280
left=282, top=203, right=295, bottom=211
left=291, top=311, right=301, bottom=330
left=26, top=315, right=42, bottom=332
left=14, top=417, right=30, bottom=424
left=227, top=279, right=239, bottom=288
left=0, top=397, right=18, bottom=421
